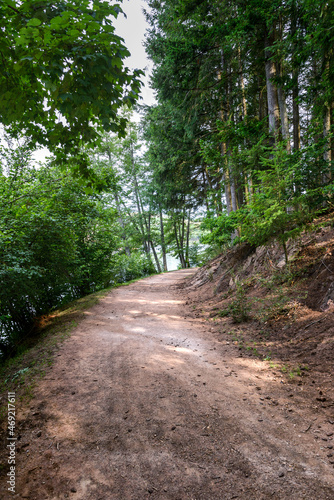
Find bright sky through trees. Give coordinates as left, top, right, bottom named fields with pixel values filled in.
left=114, top=0, right=156, bottom=109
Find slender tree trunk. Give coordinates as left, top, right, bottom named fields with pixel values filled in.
left=230, top=169, right=238, bottom=212
left=291, top=6, right=301, bottom=152
left=277, top=79, right=291, bottom=152
left=292, top=71, right=301, bottom=151
left=219, top=50, right=233, bottom=215
left=202, top=170, right=211, bottom=215
left=277, top=16, right=291, bottom=153
left=181, top=209, right=185, bottom=254
left=238, top=45, right=247, bottom=119
left=323, top=55, right=332, bottom=186
left=150, top=240, right=162, bottom=273
left=264, top=29, right=280, bottom=144
left=185, top=209, right=191, bottom=268
left=258, top=76, right=266, bottom=121
left=222, top=167, right=232, bottom=215
left=147, top=213, right=162, bottom=273
left=174, top=219, right=186, bottom=268
left=159, top=208, right=168, bottom=272
left=204, top=166, right=221, bottom=216
left=323, top=101, right=331, bottom=184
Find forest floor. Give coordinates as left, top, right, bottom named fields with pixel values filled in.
left=0, top=265, right=334, bottom=499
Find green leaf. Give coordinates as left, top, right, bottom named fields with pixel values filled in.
left=27, top=18, right=42, bottom=27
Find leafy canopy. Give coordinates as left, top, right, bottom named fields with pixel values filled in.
left=0, top=0, right=143, bottom=158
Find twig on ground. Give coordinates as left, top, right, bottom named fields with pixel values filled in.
left=304, top=319, right=322, bottom=329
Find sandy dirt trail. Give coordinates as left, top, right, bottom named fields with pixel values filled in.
left=5, top=270, right=334, bottom=499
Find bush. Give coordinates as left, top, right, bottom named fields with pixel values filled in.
left=112, top=252, right=156, bottom=283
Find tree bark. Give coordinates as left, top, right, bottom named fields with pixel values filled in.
left=323, top=101, right=331, bottom=184
left=323, top=55, right=332, bottom=185
left=264, top=30, right=280, bottom=143
left=291, top=5, right=301, bottom=152
left=159, top=208, right=168, bottom=272
left=174, top=219, right=186, bottom=268
left=277, top=16, right=291, bottom=153
left=185, top=209, right=191, bottom=268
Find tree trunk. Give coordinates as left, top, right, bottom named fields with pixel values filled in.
left=323, top=54, right=332, bottom=186
left=238, top=45, right=247, bottom=119
left=222, top=167, right=232, bottom=215
left=264, top=30, right=280, bottom=143
left=219, top=50, right=233, bottom=215
left=323, top=101, right=331, bottom=184
left=150, top=240, right=162, bottom=273
left=174, top=220, right=186, bottom=268
left=185, top=209, right=191, bottom=268
left=230, top=170, right=238, bottom=212
left=258, top=76, right=266, bottom=122
left=292, top=70, right=301, bottom=151
left=277, top=80, right=291, bottom=152
left=159, top=208, right=168, bottom=272
left=147, top=213, right=161, bottom=273
left=277, top=16, right=291, bottom=153
left=291, top=6, right=301, bottom=152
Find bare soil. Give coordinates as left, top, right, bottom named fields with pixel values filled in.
left=0, top=268, right=334, bottom=499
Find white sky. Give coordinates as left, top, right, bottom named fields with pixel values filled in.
left=114, top=0, right=156, bottom=108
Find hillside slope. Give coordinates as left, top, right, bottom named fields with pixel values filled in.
left=182, top=221, right=334, bottom=428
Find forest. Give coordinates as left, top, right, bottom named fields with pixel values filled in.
left=0, top=0, right=333, bottom=360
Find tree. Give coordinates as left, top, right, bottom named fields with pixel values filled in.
left=0, top=0, right=143, bottom=165
left=143, top=0, right=334, bottom=259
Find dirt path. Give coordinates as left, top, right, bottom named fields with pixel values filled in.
left=3, top=270, right=334, bottom=499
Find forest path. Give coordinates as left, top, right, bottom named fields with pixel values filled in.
left=7, top=270, right=334, bottom=499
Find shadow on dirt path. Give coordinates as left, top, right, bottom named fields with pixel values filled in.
left=2, top=270, right=334, bottom=499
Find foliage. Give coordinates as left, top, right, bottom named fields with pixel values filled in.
left=143, top=0, right=334, bottom=257
left=0, top=0, right=143, bottom=167
left=113, top=252, right=156, bottom=283
left=225, top=282, right=251, bottom=323
left=200, top=145, right=317, bottom=261
left=0, top=138, right=155, bottom=359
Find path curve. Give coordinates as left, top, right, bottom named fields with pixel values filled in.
left=5, top=270, right=334, bottom=499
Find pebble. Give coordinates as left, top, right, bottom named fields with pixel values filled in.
left=278, top=472, right=285, bottom=478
